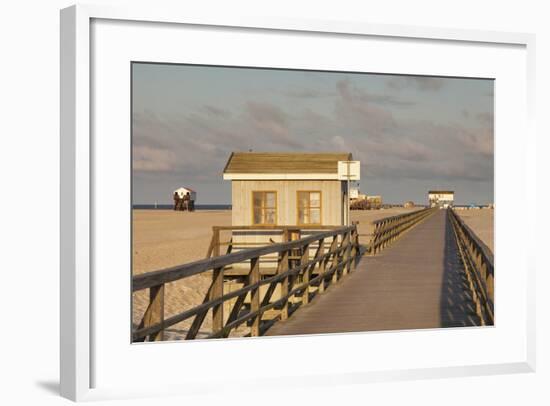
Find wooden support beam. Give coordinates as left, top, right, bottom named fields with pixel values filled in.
left=142, top=284, right=164, bottom=341
left=250, top=257, right=261, bottom=336
left=211, top=267, right=224, bottom=335
left=301, top=243, right=310, bottom=305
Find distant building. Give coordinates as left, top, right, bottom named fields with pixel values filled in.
left=404, top=201, right=415, bottom=208
left=349, top=187, right=360, bottom=200
left=366, top=195, right=382, bottom=209
left=428, top=190, right=454, bottom=208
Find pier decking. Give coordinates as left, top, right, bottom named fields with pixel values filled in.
left=266, top=210, right=480, bottom=336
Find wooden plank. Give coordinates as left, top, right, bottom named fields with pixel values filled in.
left=279, top=248, right=290, bottom=320
left=317, top=239, right=327, bottom=293
left=211, top=267, right=224, bottom=334
left=342, top=231, right=351, bottom=276
left=250, top=257, right=261, bottom=336
left=141, top=285, right=164, bottom=341
left=301, top=243, right=311, bottom=305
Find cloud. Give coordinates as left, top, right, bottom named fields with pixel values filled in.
left=386, top=76, right=445, bottom=91
left=133, top=146, right=176, bottom=172
left=282, top=88, right=334, bottom=98
left=132, top=76, right=493, bottom=198
left=245, top=101, right=303, bottom=148
left=367, top=94, right=415, bottom=107
left=201, top=105, right=232, bottom=118
left=334, top=79, right=396, bottom=138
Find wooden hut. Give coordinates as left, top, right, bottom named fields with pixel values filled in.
left=221, top=151, right=359, bottom=304
left=223, top=152, right=357, bottom=228
left=428, top=190, right=454, bottom=208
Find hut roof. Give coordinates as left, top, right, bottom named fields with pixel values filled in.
left=174, top=186, right=196, bottom=193
left=223, top=152, right=353, bottom=175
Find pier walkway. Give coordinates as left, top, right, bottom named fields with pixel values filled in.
left=266, top=210, right=480, bottom=336
left=133, top=208, right=493, bottom=341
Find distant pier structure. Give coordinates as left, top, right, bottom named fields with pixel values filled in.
left=428, top=190, right=454, bottom=208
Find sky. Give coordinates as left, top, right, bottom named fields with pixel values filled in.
left=132, top=63, right=494, bottom=205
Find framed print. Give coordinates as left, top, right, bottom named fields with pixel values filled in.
left=60, top=4, right=536, bottom=402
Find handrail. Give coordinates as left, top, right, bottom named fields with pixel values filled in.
left=205, top=224, right=343, bottom=258
left=132, top=225, right=362, bottom=341
left=448, top=209, right=494, bottom=325
left=368, top=207, right=437, bottom=254
left=135, top=227, right=349, bottom=291
left=372, top=208, right=428, bottom=226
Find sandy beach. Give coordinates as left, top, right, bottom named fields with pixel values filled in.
left=132, top=207, right=493, bottom=339
left=455, top=208, right=494, bottom=252
left=132, top=209, right=232, bottom=339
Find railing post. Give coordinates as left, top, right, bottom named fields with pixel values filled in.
left=211, top=267, right=224, bottom=335
left=318, top=238, right=327, bottom=293
left=353, top=227, right=360, bottom=268
left=250, top=256, right=260, bottom=336
left=332, top=236, right=341, bottom=284
left=280, top=230, right=290, bottom=320
left=345, top=230, right=352, bottom=274
left=486, top=271, right=494, bottom=302
left=342, top=231, right=351, bottom=276
left=301, top=243, right=310, bottom=305
left=213, top=228, right=220, bottom=257
left=143, top=284, right=164, bottom=341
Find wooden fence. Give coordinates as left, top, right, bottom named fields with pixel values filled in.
left=205, top=224, right=348, bottom=259
left=368, top=207, right=437, bottom=254
left=448, top=209, right=494, bottom=325
left=133, top=225, right=361, bottom=341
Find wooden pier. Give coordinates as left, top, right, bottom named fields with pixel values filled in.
left=132, top=208, right=493, bottom=341
left=267, top=209, right=487, bottom=336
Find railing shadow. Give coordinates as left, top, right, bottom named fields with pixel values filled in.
left=440, top=210, right=481, bottom=327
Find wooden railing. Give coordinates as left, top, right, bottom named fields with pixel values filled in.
left=205, top=225, right=346, bottom=259
left=448, top=209, right=494, bottom=325
left=368, top=207, right=437, bottom=254
left=132, top=225, right=362, bottom=341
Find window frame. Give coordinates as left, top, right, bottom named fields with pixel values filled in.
left=251, top=190, right=278, bottom=226
left=296, top=190, right=323, bottom=226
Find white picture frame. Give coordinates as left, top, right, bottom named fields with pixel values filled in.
left=60, top=4, right=536, bottom=402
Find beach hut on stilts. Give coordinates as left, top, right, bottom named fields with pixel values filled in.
left=208, top=151, right=361, bottom=321
left=173, top=186, right=196, bottom=211
left=217, top=151, right=360, bottom=265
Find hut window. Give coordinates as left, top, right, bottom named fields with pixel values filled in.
left=252, top=191, right=277, bottom=225
left=297, top=191, right=322, bottom=225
